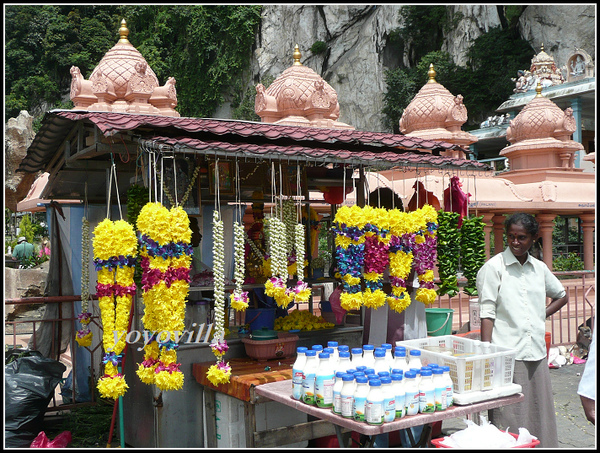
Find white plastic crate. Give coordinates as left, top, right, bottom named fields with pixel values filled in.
left=396, top=335, right=517, bottom=394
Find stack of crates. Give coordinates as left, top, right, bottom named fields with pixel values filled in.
left=396, top=335, right=517, bottom=393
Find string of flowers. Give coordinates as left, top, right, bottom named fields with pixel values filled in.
left=362, top=206, right=391, bottom=309
left=231, top=221, right=249, bottom=311
left=412, top=205, right=439, bottom=306
left=93, top=219, right=138, bottom=399
left=292, top=222, right=311, bottom=303
left=265, top=216, right=295, bottom=307
left=331, top=205, right=366, bottom=311
left=206, top=209, right=231, bottom=386
left=76, top=216, right=93, bottom=347
left=136, top=202, right=192, bottom=391
left=387, top=209, right=416, bottom=313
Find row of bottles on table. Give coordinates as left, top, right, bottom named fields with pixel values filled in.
left=293, top=344, right=454, bottom=423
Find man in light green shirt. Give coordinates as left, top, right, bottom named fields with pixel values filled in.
left=12, top=237, right=35, bottom=261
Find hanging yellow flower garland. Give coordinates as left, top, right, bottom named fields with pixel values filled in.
left=136, top=202, right=192, bottom=391
left=93, top=219, right=138, bottom=399
left=387, top=209, right=415, bottom=313
left=362, top=206, right=391, bottom=309
left=332, top=205, right=367, bottom=311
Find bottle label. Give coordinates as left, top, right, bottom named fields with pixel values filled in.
left=383, top=397, right=395, bottom=422
left=292, top=370, right=304, bottom=400
left=419, top=389, right=435, bottom=413
left=315, top=375, right=335, bottom=407
left=341, top=395, right=354, bottom=418
left=333, top=390, right=342, bottom=414
left=434, top=385, right=447, bottom=411
left=365, top=400, right=383, bottom=425
left=395, top=392, right=405, bottom=418
left=446, top=384, right=454, bottom=407
left=353, top=395, right=367, bottom=422
left=302, top=373, right=316, bottom=405
left=406, top=390, right=419, bottom=416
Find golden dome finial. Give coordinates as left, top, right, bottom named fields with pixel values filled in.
left=427, top=63, right=437, bottom=83
left=535, top=81, right=543, bottom=97
left=293, top=44, right=302, bottom=65
left=119, top=19, right=130, bottom=44
left=540, top=43, right=545, bottom=52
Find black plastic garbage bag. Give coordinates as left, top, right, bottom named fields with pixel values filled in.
left=5, top=350, right=66, bottom=448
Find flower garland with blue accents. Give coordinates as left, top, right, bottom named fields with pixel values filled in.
left=136, top=202, right=192, bottom=391
left=93, top=218, right=138, bottom=399
left=362, top=206, right=390, bottom=309
left=412, top=205, right=438, bottom=305
left=332, top=205, right=367, bottom=311
left=387, top=209, right=416, bottom=313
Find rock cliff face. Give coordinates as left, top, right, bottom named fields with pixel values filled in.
left=250, top=5, right=595, bottom=133
left=5, top=110, right=37, bottom=211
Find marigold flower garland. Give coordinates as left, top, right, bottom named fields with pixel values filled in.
left=387, top=209, right=416, bottom=313
left=412, top=205, right=439, bottom=306
left=76, top=216, right=93, bottom=347
left=93, top=218, right=138, bottom=399
left=231, top=221, right=249, bottom=311
left=332, top=205, right=366, bottom=310
left=206, top=210, right=231, bottom=386
left=136, top=202, right=192, bottom=391
left=362, top=206, right=390, bottom=309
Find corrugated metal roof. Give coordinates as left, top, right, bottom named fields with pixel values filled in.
left=18, top=110, right=490, bottom=173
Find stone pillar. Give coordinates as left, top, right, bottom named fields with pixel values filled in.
left=536, top=213, right=557, bottom=271
left=481, top=212, right=495, bottom=259
left=492, top=214, right=506, bottom=255
left=571, top=97, right=583, bottom=168
left=579, top=213, right=595, bottom=270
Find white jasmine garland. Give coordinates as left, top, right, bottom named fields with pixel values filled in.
left=212, top=210, right=226, bottom=339
left=231, top=222, right=249, bottom=311
left=294, top=223, right=305, bottom=279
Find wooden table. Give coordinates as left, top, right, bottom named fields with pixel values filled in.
left=254, top=380, right=525, bottom=448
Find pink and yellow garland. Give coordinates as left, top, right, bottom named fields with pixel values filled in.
left=92, top=219, right=138, bottom=399
left=362, top=206, right=390, bottom=309
left=136, top=202, right=192, bottom=391
left=412, top=205, right=438, bottom=305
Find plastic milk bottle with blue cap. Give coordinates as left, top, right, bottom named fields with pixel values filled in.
left=302, top=349, right=318, bottom=405
left=380, top=376, right=396, bottom=423
left=391, top=372, right=405, bottom=419
left=404, top=370, right=420, bottom=416
left=340, top=374, right=355, bottom=418
left=315, top=352, right=335, bottom=408
left=352, top=375, right=370, bottom=422
left=333, top=371, right=345, bottom=415
left=365, top=379, right=384, bottom=425
left=292, top=346, right=308, bottom=400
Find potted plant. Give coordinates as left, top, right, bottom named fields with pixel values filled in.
left=310, top=250, right=331, bottom=278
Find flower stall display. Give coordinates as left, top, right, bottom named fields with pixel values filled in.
left=136, top=202, right=192, bottom=391
left=412, top=205, right=438, bottom=306
left=93, top=218, right=138, bottom=399
left=362, top=206, right=390, bottom=309
left=76, top=216, right=93, bottom=347
left=331, top=204, right=440, bottom=314
left=206, top=209, right=231, bottom=386
left=332, top=205, right=367, bottom=311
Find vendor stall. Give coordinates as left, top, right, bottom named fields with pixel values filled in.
left=16, top=21, right=493, bottom=448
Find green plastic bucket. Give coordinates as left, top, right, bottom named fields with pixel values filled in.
left=425, top=308, right=454, bottom=337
